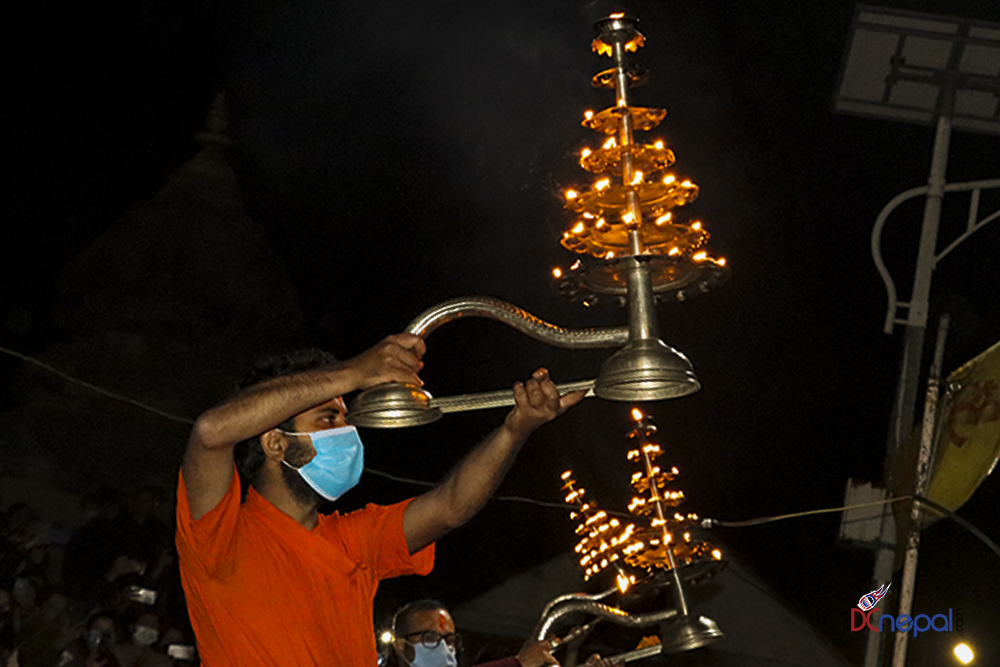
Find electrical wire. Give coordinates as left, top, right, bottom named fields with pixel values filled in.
left=914, top=494, right=1000, bottom=560
left=0, top=344, right=196, bottom=425
left=4, top=344, right=999, bottom=560
left=0, top=344, right=603, bottom=513
left=363, top=468, right=435, bottom=488
left=364, top=467, right=578, bottom=511
left=699, top=496, right=913, bottom=529
left=701, top=494, right=1000, bottom=563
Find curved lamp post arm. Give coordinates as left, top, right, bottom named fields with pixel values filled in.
left=871, top=178, right=1000, bottom=335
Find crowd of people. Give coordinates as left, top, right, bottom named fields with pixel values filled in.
left=1, top=486, right=197, bottom=667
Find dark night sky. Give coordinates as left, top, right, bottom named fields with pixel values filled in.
left=3, top=1, right=999, bottom=664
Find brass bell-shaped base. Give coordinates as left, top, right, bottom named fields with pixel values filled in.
left=346, top=383, right=442, bottom=428
left=594, top=338, right=701, bottom=401
left=660, top=614, right=724, bottom=654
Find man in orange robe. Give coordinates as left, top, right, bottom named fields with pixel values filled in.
left=176, top=334, right=584, bottom=667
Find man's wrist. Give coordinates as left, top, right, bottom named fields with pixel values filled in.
left=500, top=416, right=534, bottom=444
left=322, top=361, right=361, bottom=394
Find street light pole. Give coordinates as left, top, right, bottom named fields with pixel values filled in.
left=831, top=9, right=1000, bottom=664
left=865, top=103, right=954, bottom=667
left=886, top=110, right=951, bottom=455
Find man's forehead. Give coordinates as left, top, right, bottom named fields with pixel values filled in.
left=409, top=609, right=455, bottom=633
left=300, top=397, right=347, bottom=417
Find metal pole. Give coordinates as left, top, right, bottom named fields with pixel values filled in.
left=889, top=112, right=952, bottom=455
left=864, top=111, right=952, bottom=667
left=890, top=314, right=950, bottom=667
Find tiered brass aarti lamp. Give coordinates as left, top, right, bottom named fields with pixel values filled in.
left=556, top=408, right=724, bottom=656
left=553, top=14, right=727, bottom=309
left=347, top=14, right=727, bottom=428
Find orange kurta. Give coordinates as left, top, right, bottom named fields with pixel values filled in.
left=176, top=467, right=434, bottom=667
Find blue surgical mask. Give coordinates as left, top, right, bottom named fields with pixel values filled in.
left=410, top=643, right=457, bottom=667
left=280, top=425, right=364, bottom=501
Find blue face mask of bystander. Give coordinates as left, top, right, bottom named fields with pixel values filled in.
left=410, top=643, right=458, bottom=667
left=279, top=425, right=364, bottom=501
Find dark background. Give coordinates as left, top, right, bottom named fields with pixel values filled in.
left=2, top=1, right=998, bottom=664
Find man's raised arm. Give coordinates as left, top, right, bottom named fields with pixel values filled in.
left=402, top=368, right=585, bottom=553
left=182, top=334, right=426, bottom=520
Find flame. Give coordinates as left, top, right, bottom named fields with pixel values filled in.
left=570, top=260, right=581, bottom=270
left=717, top=257, right=727, bottom=266
left=663, top=174, right=676, bottom=184
left=610, top=12, right=625, bottom=18
left=596, top=218, right=606, bottom=228
left=561, top=470, right=572, bottom=480
left=565, top=189, right=579, bottom=199
left=617, top=571, right=631, bottom=593
left=631, top=407, right=643, bottom=421
left=655, top=213, right=671, bottom=225
left=603, top=137, right=616, bottom=149
left=572, top=222, right=585, bottom=234
left=668, top=247, right=680, bottom=256
left=581, top=148, right=592, bottom=158
left=552, top=267, right=563, bottom=278
left=584, top=109, right=594, bottom=120
left=631, top=171, right=643, bottom=185
left=692, top=251, right=707, bottom=262
left=595, top=178, right=611, bottom=191
left=653, top=140, right=664, bottom=149
left=622, top=211, right=634, bottom=224
left=712, top=549, right=723, bottom=560
left=681, top=180, right=692, bottom=187
left=691, top=221, right=702, bottom=230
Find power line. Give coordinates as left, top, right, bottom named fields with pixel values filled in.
left=699, top=496, right=912, bottom=529
left=0, top=344, right=195, bottom=425
left=5, top=344, right=998, bottom=560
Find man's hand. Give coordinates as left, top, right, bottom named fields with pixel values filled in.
left=515, top=640, right=559, bottom=667
left=184, top=332, right=425, bottom=522
left=403, top=367, right=584, bottom=553
left=583, top=654, right=623, bottom=667
left=503, top=368, right=587, bottom=439
left=340, top=333, right=426, bottom=390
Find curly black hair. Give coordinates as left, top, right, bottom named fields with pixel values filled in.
left=231, top=349, right=339, bottom=495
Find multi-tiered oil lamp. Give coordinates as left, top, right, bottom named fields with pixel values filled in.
left=347, top=14, right=727, bottom=428
left=554, top=14, right=727, bottom=308
left=555, top=407, right=725, bottom=656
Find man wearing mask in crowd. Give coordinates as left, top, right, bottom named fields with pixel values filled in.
left=385, top=599, right=621, bottom=667
left=177, top=334, right=585, bottom=667
left=64, top=611, right=122, bottom=667
left=115, top=610, right=170, bottom=667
